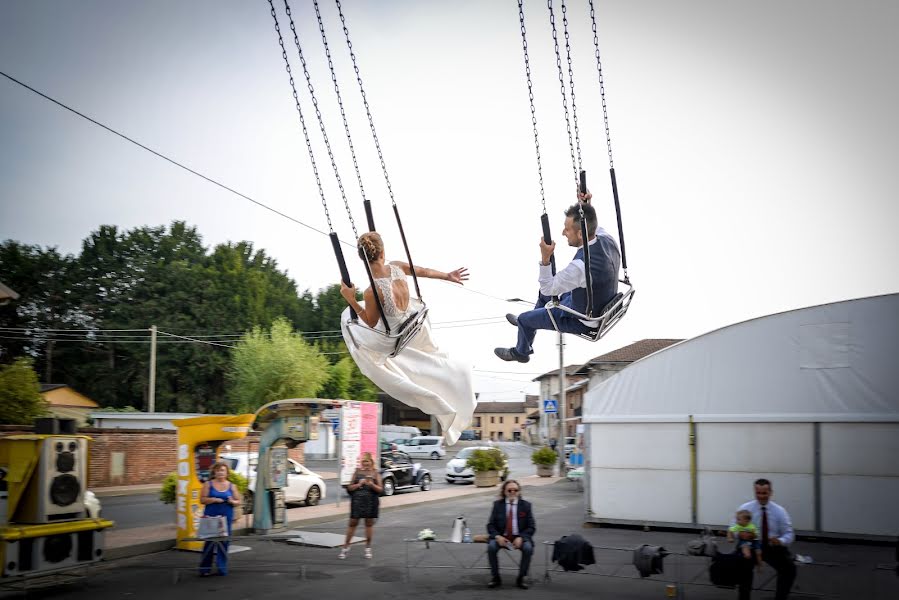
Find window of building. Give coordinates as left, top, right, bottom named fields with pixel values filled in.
left=473, top=417, right=481, bottom=427
left=514, top=416, right=519, bottom=424
left=490, top=416, right=495, bottom=424
left=499, top=416, right=504, bottom=424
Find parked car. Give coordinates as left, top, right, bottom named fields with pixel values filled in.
left=396, top=435, right=446, bottom=460
left=219, top=452, right=326, bottom=510
left=458, top=430, right=478, bottom=441
left=444, top=446, right=509, bottom=484
left=378, top=449, right=432, bottom=496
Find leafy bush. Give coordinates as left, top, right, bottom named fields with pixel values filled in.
left=531, top=446, right=558, bottom=466
left=159, top=470, right=249, bottom=504
left=465, top=448, right=506, bottom=473
left=0, top=357, right=48, bottom=425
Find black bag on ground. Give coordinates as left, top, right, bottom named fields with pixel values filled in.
left=709, top=551, right=745, bottom=587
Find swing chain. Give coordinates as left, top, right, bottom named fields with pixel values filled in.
left=335, top=0, right=397, bottom=207
left=589, top=0, right=614, bottom=170
left=561, top=0, right=583, bottom=174
left=313, top=0, right=368, bottom=206
left=284, top=0, right=359, bottom=239
left=548, top=0, right=579, bottom=188
left=268, top=0, right=334, bottom=233
left=518, top=0, right=548, bottom=215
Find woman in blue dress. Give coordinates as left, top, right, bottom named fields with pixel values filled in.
left=198, top=461, right=242, bottom=576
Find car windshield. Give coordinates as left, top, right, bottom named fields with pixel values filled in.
left=455, top=448, right=477, bottom=459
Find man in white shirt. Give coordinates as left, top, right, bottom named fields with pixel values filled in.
left=495, top=193, right=621, bottom=363
left=735, top=478, right=797, bottom=600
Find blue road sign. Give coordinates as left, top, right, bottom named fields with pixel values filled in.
left=543, top=399, right=558, bottom=414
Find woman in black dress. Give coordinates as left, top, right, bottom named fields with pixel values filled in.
left=339, top=452, right=383, bottom=559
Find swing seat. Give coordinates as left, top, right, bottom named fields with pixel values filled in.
left=545, top=281, right=635, bottom=343
left=343, top=299, right=430, bottom=358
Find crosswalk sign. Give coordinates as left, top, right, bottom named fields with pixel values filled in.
left=543, top=399, right=558, bottom=414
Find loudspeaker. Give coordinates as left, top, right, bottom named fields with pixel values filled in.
left=2, top=528, right=105, bottom=576
left=16, top=437, right=87, bottom=523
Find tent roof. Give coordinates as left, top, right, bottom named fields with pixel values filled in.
left=584, top=294, right=899, bottom=423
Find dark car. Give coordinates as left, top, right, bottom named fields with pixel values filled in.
left=379, top=449, right=432, bottom=496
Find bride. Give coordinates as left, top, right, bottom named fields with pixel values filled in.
left=339, top=231, right=475, bottom=445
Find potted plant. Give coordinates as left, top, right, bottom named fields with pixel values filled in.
left=465, top=448, right=506, bottom=487
left=531, top=446, right=558, bottom=477
left=160, top=470, right=250, bottom=516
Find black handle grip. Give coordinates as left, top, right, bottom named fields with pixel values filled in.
left=364, top=200, right=376, bottom=232
left=579, top=170, right=587, bottom=195
left=541, top=213, right=553, bottom=246
left=330, top=233, right=356, bottom=320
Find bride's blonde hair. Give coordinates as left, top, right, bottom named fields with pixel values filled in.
left=357, top=232, right=384, bottom=262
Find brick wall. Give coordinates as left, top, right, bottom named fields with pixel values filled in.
left=0, top=425, right=305, bottom=488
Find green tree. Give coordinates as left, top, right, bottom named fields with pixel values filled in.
left=228, top=317, right=330, bottom=412
left=0, top=357, right=48, bottom=424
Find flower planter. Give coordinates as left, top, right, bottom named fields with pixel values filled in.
left=474, top=470, right=500, bottom=487
left=536, top=464, right=554, bottom=477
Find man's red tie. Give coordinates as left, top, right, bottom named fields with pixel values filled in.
left=761, top=506, right=769, bottom=546
left=505, top=503, right=514, bottom=539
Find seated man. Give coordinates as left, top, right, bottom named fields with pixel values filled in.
left=495, top=192, right=621, bottom=363
left=486, top=480, right=536, bottom=589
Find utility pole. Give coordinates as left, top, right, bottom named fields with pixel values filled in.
left=557, top=330, right=566, bottom=476
left=148, top=325, right=157, bottom=413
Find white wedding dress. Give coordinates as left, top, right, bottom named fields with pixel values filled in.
left=340, top=264, right=476, bottom=445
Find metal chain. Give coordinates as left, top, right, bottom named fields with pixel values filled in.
left=589, top=0, right=614, bottom=170
left=283, top=0, right=358, bottom=239
left=313, top=0, right=368, bottom=207
left=548, top=0, right=579, bottom=187
left=561, top=0, right=583, bottom=174
left=518, top=0, right=547, bottom=214
left=334, top=0, right=396, bottom=207
left=267, top=0, right=334, bottom=232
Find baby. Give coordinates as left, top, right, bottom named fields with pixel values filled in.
left=727, top=509, right=762, bottom=569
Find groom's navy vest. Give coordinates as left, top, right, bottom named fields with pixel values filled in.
left=566, top=230, right=621, bottom=317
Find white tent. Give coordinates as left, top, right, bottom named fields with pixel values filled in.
left=582, top=294, right=899, bottom=538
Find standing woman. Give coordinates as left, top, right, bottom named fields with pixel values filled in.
left=198, top=461, right=241, bottom=577
left=338, top=452, right=383, bottom=560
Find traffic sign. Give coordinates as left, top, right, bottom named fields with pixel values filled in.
left=543, top=399, right=558, bottom=414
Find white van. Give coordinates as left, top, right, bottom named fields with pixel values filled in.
left=396, top=436, right=446, bottom=460
left=380, top=424, right=422, bottom=443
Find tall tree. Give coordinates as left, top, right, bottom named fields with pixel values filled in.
left=228, top=317, right=330, bottom=413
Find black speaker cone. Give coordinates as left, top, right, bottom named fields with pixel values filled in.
left=56, top=451, right=75, bottom=473
left=49, top=474, right=80, bottom=506
left=43, top=534, right=73, bottom=563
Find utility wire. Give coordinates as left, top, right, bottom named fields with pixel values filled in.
left=0, top=70, right=536, bottom=307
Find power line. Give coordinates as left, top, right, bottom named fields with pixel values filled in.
left=0, top=70, right=535, bottom=308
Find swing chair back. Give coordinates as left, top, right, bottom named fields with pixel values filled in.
left=343, top=299, right=430, bottom=358
left=545, top=280, right=634, bottom=343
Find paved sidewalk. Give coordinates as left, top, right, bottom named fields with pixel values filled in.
left=104, top=475, right=563, bottom=559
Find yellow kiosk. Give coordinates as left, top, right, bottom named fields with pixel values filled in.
left=172, top=414, right=255, bottom=551
left=1, top=419, right=114, bottom=579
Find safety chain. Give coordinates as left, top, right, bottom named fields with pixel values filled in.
left=548, top=0, right=579, bottom=188
left=313, top=0, right=368, bottom=209
left=518, top=0, right=547, bottom=214
left=561, top=0, right=583, bottom=175
left=334, top=0, right=396, bottom=207
left=589, top=0, right=614, bottom=170
left=267, top=0, right=334, bottom=232
left=283, top=0, right=358, bottom=239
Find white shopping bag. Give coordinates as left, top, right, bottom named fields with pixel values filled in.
left=198, top=515, right=228, bottom=539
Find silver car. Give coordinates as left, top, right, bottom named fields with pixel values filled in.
left=444, top=446, right=509, bottom=484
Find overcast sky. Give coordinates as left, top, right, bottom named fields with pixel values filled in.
left=2, top=0, right=897, bottom=402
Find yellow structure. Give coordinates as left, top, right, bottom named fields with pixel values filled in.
left=40, top=385, right=99, bottom=427
left=0, top=434, right=113, bottom=578
left=171, top=414, right=255, bottom=551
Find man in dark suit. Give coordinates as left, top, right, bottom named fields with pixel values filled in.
left=486, top=479, right=536, bottom=589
